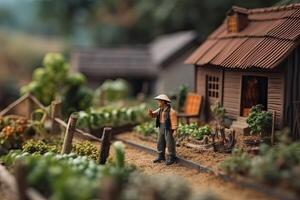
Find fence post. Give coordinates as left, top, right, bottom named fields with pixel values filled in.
left=51, top=100, right=62, bottom=135
left=271, top=110, right=276, bottom=146
left=99, top=127, right=112, bottom=165
left=61, top=113, right=78, bottom=154
left=27, top=96, right=34, bottom=119
left=15, top=162, right=28, bottom=200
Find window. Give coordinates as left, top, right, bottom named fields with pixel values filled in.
left=207, top=75, right=220, bottom=98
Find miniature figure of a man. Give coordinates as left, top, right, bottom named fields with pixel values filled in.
left=148, top=94, right=178, bottom=165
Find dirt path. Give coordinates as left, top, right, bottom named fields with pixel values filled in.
left=111, top=132, right=276, bottom=200
left=123, top=145, right=274, bottom=200
left=117, top=132, right=229, bottom=171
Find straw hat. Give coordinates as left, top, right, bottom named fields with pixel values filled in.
left=154, top=94, right=171, bottom=103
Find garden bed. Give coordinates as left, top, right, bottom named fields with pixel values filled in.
left=89, top=123, right=137, bottom=138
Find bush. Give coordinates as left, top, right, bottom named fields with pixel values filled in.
left=220, top=148, right=251, bottom=175
left=210, top=102, right=225, bottom=123
left=22, top=139, right=60, bottom=154
left=220, top=138, right=300, bottom=191
left=246, top=105, right=272, bottom=135
left=134, top=121, right=157, bottom=137
left=2, top=142, right=134, bottom=200
left=20, top=53, right=93, bottom=117
left=72, top=141, right=99, bottom=160
left=177, top=123, right=211, bottom=140
left=95, top=79, right=130, bottom=105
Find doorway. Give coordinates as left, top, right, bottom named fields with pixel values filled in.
left=241, top=76, right=268, bottom=117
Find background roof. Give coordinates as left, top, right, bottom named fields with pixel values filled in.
left=150, top=31, right=198, bottom=66
left=71, top=47, right=157, bottom=78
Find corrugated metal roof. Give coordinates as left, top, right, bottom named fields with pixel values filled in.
left=186, top=3, right=300, bottom=69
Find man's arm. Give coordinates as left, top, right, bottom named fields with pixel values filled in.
left=148, top=108, right=160, bottom=118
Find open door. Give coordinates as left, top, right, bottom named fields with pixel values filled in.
left=241, top=76, right=268, bottom=117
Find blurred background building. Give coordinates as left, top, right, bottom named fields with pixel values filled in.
left=0, top=0, right=292, bottom=108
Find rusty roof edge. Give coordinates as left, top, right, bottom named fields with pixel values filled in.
left=208, top=35, right=294, bottom=42
left=266, top=41, right=300, bottom=69
left=194, top=41, right=299, bottom=70
left=184, top=40, right=219, bottom=65
left=249, top=3, right=300, bottom=14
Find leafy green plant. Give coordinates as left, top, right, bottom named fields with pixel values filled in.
left=77, top=103, right=148, bottom=130
left=192, top=125, right=211, bottom=140
left=22, top=139, right=60, bottom=154
left=2, top=141, right=135, bottom=200
left=220, top=135, right=300, bottom=192
left=220, top=148, right=252, bottom=175
left=134, top=121, right=157, bottom=137
left=72, top=141, right=99, bottom=160
left=94, top=79, right=130, bottom=105
left=177, top=123, right=211, bottom=140
left=177, top=84, right=188, bottom=112
left=20, top=53, right=93, bottom=117
left=246, top=105, right=272, bottom=135
left=210, top=102, right=225, bottom=127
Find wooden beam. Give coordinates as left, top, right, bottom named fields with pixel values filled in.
left=0, top=93, right=30, bottom=116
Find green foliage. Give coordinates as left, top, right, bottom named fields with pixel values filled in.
left=220, top=149, right=252, bottom=175
left=246, top=105, right=272, bottom=135
left=2, top=141, right=134, bottom=200
left=20, top=53, right=93, bottom=117
left=135, top=122, right=212, bottom=141
left=72, top=141, right=99, bottom=160
left=177, top=123, right=211, bottom=140
left=95, top=79, right=130, bottom=104
left=20, top=53, right=68, bottom=105
left=22, top=140, right=60, bottom=154
left=111, top=141, right=125, bottom=168
left=220, top=138, right=300, bottom=192
left=134, top=121, right=157, bottom=137
left=77, top=103, right=148, bottom=129
left=210, top=102, right=225, bottom=123
left=177, top=84, right=188, bottom=112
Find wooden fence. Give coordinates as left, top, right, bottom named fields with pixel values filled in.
left=0, top=93, right=113, bottom=200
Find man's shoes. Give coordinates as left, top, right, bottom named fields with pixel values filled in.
left=153, top=153, right=165, bottom=163
left=165, top=155, right=177, bottom=165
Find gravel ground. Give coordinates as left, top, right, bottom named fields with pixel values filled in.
left=122, top=145, right=274, bottom=200
left=116, top=132, right=229, bottom=171
left=112, top=132, right=276, bottom=200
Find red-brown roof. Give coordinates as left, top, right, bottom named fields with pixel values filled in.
left=186, top=3, right=300, bottom=69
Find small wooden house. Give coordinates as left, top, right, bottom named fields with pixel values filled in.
left=185, top=4, right=300, bottom=137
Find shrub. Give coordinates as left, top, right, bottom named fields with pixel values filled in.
left=72, top=141, right=99, bottom=160
left=246, top=104, right=272, bottom=135
left=220, top=148, right=251, bottom=175
left=210, top=102, right=225, bottom=125
left=134, top=121, right=157, bottom=137
left=177, top=123, right=211, bottom=140
left=20, top=53, right=93, bottom=117
left=22, top=139, right=60, bottom=154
